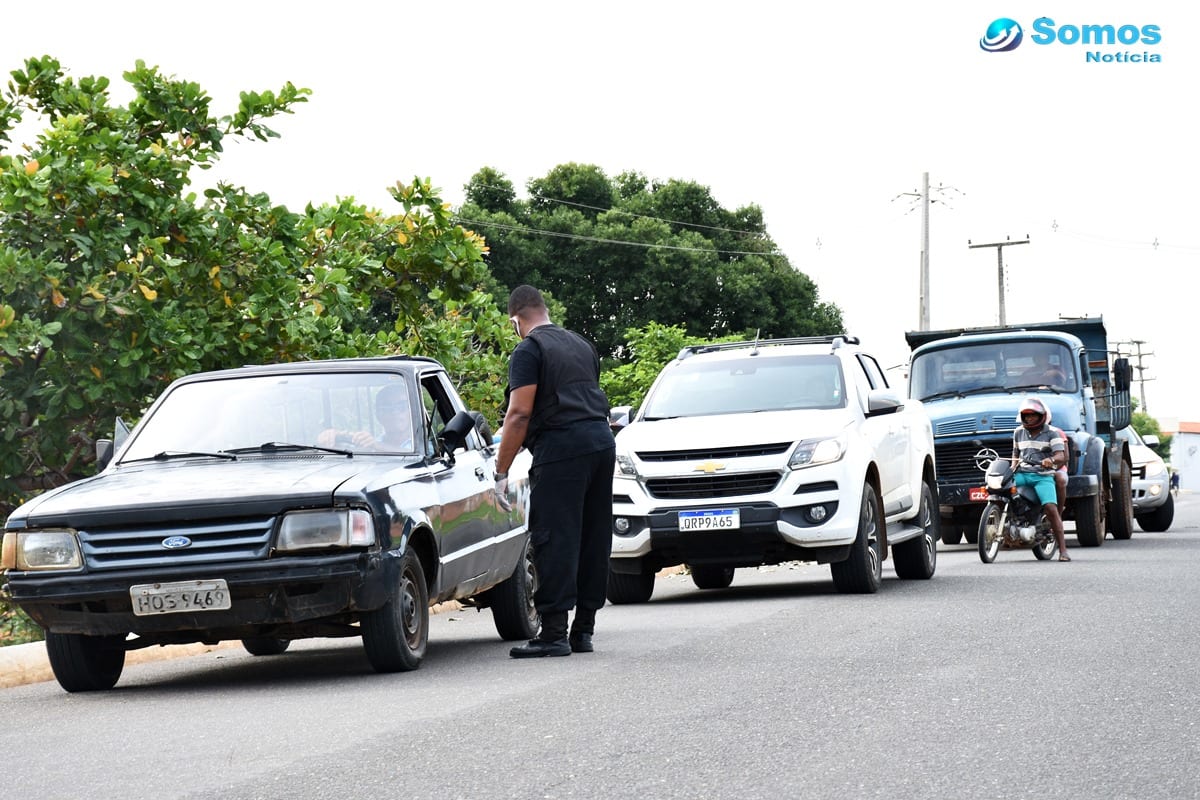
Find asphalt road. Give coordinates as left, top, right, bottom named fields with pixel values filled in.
left=3, top=494, right=1197, bottom=800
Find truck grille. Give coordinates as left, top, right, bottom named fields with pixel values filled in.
left=645, top=472, right=781, bottom=500
left=934, top=438, right=1011, bottom=484
left=636, top=442, right=792, bottom=462
left=78, top=516, right=275, bottom=570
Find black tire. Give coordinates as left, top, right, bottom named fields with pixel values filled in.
left=489, top=538, right=540, bottom=640
left=940, top=524, right=963, bottom=546
left=1032, top=511, right=1058, bottom=560
left=45, top=632, right=126, bottom=693
left=893, top=481, right=938, bottom=580
left=1136, top=492, right=1175, bottom=532
left=978, top=503, right=1002, bottom=564
left=241, top=637, right=291, bottom=656
left=361, top=548, right=428, bottom=672
left=1108, top=460, right=1135, bottom=540
left=690, top=564, right=735, bottom=590
left=963, top=523, right=979, bottom=545
left=831, top=483, right=883, bottom=593
left=607, top=568, right=655, bottom=604
left=1073, top=491, right=1105, bottom=547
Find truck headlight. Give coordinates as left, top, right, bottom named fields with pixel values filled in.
left=615, top=454, right=638, bottom=477
left=788, top=435, right=847, bottom=469
left=7, top=530, right=83, bottom=571
left=1144, top=460, right=1166, bottom=479
left=277, top=509, right=375, bottom=552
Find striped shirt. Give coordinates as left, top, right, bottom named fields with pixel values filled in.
left=1012, top=425, right=1065, bottom=474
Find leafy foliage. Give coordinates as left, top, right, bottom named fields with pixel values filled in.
left=459, top=164, right=844, bottom=359
left=600, top=322, right=741, bottom=411
left=1132, top=410, right=1172, bottom=462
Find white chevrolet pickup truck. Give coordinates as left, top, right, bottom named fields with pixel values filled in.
left=607, top=336, right=939, bottom=602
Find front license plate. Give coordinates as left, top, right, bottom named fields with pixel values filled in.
left=130, top=579, right=231, bottom=616
left=969, top=486, right=989, bottom=502
left=678, top=509, right=740, bottom=531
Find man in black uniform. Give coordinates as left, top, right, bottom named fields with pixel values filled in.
left=494, top=286, right=616, bottom=658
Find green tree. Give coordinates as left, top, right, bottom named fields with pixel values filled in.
left=600, top=322, right=741, bottom=411
left=0, top=57, right=498, bottom=517
left=457, top=164, right=843, bottom=358
left=1132, top=409, right=1173, bottom=463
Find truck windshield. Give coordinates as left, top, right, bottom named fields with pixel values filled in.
left=119, top=372, right=416, bottom=462
left=910, top=341, right=1077, bottom=401
left=642, top=355, right=845, bottom=419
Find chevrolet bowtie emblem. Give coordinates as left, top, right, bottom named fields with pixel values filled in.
left=693, top=461, right=726, bottom=474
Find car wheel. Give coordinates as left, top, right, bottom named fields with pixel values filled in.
left=1073, top=491, right=1105, bottom=547
left=1136, top=492, right=1174, bottom=532
left=488, top=538, right=540, bottom=641
left=241, top=637, right=291, bottom=656
left=831, top=483, right=883, bottom=594
left=607, top=568, right=655, bottom=604
left=978, top=503, right=1003, bottom=564
left=893, top=481, right=938, bottom=580
left=45, top=631, right=126, bottom=693
left=689, top=564, right=735, bottom=590
left=361, top=548, right=428, bottom=672
left=1108, top=460, right=1134, bottom=540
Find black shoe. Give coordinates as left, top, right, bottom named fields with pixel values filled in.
left=509, top=638, right=571, bottom=659
left=569, top=633, right=593, bottom=653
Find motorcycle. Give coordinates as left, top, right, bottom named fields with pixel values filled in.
left=976, top=455, right=1058, bottom=563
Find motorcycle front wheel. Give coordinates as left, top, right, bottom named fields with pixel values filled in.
left=1032, top=511, right=1058, bottom=560
left=978, top=503, right=1003, bottom=563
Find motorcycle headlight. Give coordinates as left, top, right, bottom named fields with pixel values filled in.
left=788, top=435, right=846, bottom=469
left=6, top=530, right=83, bottom=571
left=277, top=509, right=375, bottom=552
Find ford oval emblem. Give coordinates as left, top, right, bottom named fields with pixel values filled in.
left=162, top=536, right=192, bottom=549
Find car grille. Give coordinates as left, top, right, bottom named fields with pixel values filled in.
left=78, top=516, right=275, bottom=570
left=935, top=416, right=1018, bottom=436
left=635, top=442, right=792, bottom=462
left=645, top=472, right=781, bottom=500
left=934, top=438, right=1011, bottom=484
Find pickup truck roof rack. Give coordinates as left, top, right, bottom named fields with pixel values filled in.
left=678, top=334, right=859, bottom=359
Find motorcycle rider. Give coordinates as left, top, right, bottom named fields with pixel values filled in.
left=1011, top=398, right=1071, bottom=562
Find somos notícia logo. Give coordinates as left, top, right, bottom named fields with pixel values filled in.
left=980, top=16, right=1163, bottom=62
left=980, top=18, right=1023, bottom=52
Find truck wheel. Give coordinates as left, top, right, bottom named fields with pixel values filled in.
left=690, top=564, right=735, bottom=589
left=362, top=548, right=428, bottom=672
left=940, top=525, right=963, bottom=546
left=1073, top=492, right=1105, bottom=547
left=893, top=481, right=938, bottom=579
left=1108, top=460, right=1135, bottom=540
left=45, top=631, right=126, bottom=693
left=977, top=504, right=1002, bottom=563
left=1136, top=492, right=1174, bottom=532
left=489, top=538, right=540, bottom=641
left=241, top=637, right=290, bottom=656
left=607, top=569, right=655, bottom=604
left=831, top=483, right=883, bottom=594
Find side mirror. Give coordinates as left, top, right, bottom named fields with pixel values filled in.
left=609, top=405, right=632, bottom=433
left=96, top=417, right=132, bottom=471
left=1113, top=357, right=1132, bottom=392
left=1143, top=433, right=1160, bottom=448
left=439, top=410, right=476, bottom=462
left=865, top=389, right=903, bottom=417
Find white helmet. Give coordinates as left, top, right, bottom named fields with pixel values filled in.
left=1018, top=397, right=1051, bottom=430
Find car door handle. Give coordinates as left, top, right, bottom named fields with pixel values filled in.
left=475, top=467, right=486, bottom=480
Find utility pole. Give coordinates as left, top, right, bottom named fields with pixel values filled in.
left=1117, top=339, right=1155, bottom=412
left=894, top=173, right=961, bottom=331
left=968, top=236, right=1029, bottom=325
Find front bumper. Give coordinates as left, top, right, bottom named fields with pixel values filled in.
left=1130, top=474, right=1170, bottom=511
left=2, top=552, right=390, bottom=639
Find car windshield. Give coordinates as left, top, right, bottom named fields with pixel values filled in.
left=910, top=341, right=1078, bottom=401
left=641, top=354, right=845, bottom=419
left=119, top=371, right=417, bottom=462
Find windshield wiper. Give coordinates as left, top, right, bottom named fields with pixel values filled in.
left=920, top=390, right=966, bottom=401
left=124, top=450, right=238, bottom=464
left=223, top=441, right=353, bottom=456
left=1007, top=383, right=1066, bottom=394
left=956, top=385, right=1009, bottom=397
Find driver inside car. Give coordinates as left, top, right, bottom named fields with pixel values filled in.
left=317, top=384, right=415, bottom=452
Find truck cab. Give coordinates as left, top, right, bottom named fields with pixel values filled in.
left=906, top=318, right=1134, bottom=547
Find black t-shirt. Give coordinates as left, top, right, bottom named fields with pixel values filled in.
left=510, top=335, right=613, bottom=466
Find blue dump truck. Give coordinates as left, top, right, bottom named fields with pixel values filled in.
left=906, top=317, right=1133, bottom=547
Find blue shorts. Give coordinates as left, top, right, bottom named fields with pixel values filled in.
left=1015, top=471, right=1057, bottom=506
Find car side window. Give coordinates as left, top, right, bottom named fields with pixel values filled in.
left=420, top=372, right=476, bottom=453
left=856, top=353, right=890, bottom=390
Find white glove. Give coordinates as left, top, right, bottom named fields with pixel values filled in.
left=494, top=474, right=512, bottom=511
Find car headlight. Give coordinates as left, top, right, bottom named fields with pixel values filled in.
left=788, top=435, right=847, bottom=469
left=3, top=530, right=83, bottom=571
left=615, top=454, right=638, bottom=477
left=1144, top=460, right=1166, bottom=479
left=277, top=509, right=375, bottom=552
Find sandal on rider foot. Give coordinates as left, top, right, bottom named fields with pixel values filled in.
left=1058, top=554, right=1071, bottom=562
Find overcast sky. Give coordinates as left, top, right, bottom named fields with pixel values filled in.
left=18, top=1, right=1198, bottom=421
